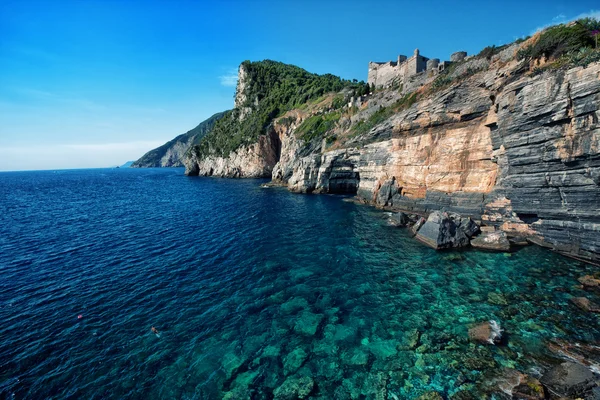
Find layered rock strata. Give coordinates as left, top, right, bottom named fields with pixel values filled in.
left=184, top=55, right=600, bottom=262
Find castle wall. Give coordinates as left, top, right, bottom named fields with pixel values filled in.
left=369, top=50, right=453, bottom=89
left=369, top=61, right=399, bottom=88
left=367, top=63, right=380, bottom=87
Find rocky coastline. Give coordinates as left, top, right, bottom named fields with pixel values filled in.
left=184, top=54, right=599, bottom=266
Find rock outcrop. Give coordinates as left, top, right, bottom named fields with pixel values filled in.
left=184, top=128, right=280, bottom=178
left=470, top=231, right=511, bottom=251
left=271, top=58, right=600, bottom=263
left=540, top=362, right=598, bottom=398
left=413, top=211, right=474, bottom=249
left=180, top=48, right=600, bottom=263
left=132, top=111, right=226, bottom=168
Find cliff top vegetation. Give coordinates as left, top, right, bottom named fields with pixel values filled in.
left=190, top=61, right=365, bottom=158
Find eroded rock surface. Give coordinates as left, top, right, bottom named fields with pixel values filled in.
left=185, top=54, right=600, bottom=262
left=540, top=361, right=598, bottom=398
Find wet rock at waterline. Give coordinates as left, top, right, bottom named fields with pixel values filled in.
left=468, top=320, right=503, bottom=345
left=470, top=231, right=511, bottom=252
left=414, top=211, right=471, bottom=249
left=540, top=362, right=598, bottom=398
left=388, top=211, right=411, bottom=227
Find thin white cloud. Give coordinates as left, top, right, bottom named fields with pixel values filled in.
left=531, top=9, right=600, bottom=34
left=219, top=68, right=238, bottom=87
left=552, top=14, right=566, bottom=22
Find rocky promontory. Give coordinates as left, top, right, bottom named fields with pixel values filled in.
left=132, top=111, right=226, bottom=168
left=144, top=21, right=600, bottom=263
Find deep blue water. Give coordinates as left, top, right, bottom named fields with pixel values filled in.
left=1, top=168, right=599, bottom=399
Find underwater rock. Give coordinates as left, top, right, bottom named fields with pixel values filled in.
left=283, top=347, right=308, bottom=376
left=540, top=361, right=598, bottom=398
left=273, top=375, right=314, bottom=400
left=261, top=345, right=281, bottom=358
left=487, top=292, right=508, bottom=306
left=470, top=231, right=511, bottom=252
left=547, top=339, right=600, bottom=369
left=341, top=347, right=370, bottom=366
left=389, top=211, right=410, bottom=227
left=468, top=320, right=503, bottom=345
left=579, top=275, right=600, bottom=292
left=415, top=211, right=470, bottom=249
left=570, top=296, right=600, bottom=313
left=221, top=352, right=247, bottom=380
left=361, top=372, right=387, bottom=400
left=293, top=311, right=324, bottom=336
left=513, top=376, right=546, bottom=399
left=400, top=329, right=421, bottom=350
left=367, top=339, right=398, bottom=359
left=492, top=369, right=545, bottom=400
left=416, top=391, right=444, bottom=400
left=280, top=297, right=309, bottom=314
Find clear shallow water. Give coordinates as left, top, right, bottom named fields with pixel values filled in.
left=0, top=168, right=599, bottom=399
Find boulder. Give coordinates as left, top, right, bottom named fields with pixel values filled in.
left=570, top=296, right=600, bottom=313
left=415, top=211, right=470, bottom=249
left=283, top=347, right=308, bottom=376
left=449, top=213, right=480, bottom=238
left=579, top=275, right=600, bottom=292
left=540, top=362, right=598, bottom=398
left=468, top=320, right=503, bottom=345
left=513, top=376, right=546, bottom=399
left=416, top=391, right=444, bottom=400
left=411, top=216, right=426, bottom=236
left=388, top=212, right=410, bottom=227
left=470, top=231, right=511, bottom=251
left=273, top=376, right=314, bottom=400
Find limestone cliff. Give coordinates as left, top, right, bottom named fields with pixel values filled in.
left=183, top=39, right=600, bottom=262
left=132, top=111, right=226, bottom=168
left=268, top=48, right=600, bottom=262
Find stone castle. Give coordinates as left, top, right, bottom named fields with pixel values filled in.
left=368, top=48, right=467, bottom=89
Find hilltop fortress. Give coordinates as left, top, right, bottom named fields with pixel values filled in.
left=368, top=48, right=467, bottom=89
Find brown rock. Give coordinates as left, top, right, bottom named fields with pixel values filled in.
left=468, top=320, right=502, bottom=345
left=578, top=275, right=600, bottom=292
left=570, top=296, right=600, bottom=313
left=513, top=376, right=546, bottom=399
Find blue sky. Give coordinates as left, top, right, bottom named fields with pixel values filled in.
left=1, top=0, right=599, bottom=171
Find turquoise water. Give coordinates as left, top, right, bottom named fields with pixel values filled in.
left=0, top=168, right=599, bottom=399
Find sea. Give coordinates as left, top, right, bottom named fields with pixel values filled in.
left=1, top=168, right=599, bottom=399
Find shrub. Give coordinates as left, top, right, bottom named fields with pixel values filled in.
left=192, top=60, right=358, bottom=158
left=295, top=112, right=341, bottom=142
left=350, top=106, right=394, bottom=136
left=518, top=21, right=596, bottom=62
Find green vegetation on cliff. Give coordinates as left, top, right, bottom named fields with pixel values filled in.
left=191, top=60, right=359, bottom=158
left=132, top=111, right=226, bottom=167
left=295, top=112, right=341, bottom=142
left=518, top=18, right=600, bottom=68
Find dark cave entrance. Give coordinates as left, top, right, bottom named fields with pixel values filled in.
left=327, top=171, right=360, bottom=194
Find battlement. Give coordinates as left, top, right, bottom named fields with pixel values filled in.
left=368, top=48, right=467, bottom=89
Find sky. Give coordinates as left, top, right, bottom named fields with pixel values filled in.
left=1, top=0, right=599, bottom=171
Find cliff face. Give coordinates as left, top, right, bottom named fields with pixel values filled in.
left=270, top=57, right=600, bottom=261
left=132, top=111, right=226, bottom=168
left=181, top=51, right=599, bottom=262
left=184, top=128, right=280, bottom=178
